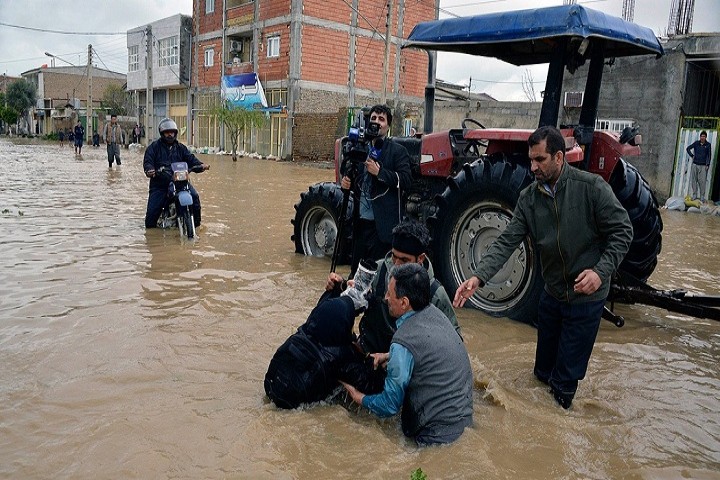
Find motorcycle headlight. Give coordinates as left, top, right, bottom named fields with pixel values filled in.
left=173, top=170, right=188, bottom=181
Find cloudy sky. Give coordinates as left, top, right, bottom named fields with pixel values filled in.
left=0, top=0, right=717, bottom=100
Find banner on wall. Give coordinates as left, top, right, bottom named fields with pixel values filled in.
left=221, top=73, right=268, bottom=110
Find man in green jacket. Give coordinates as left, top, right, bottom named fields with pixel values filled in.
left=454, top=126, right=632, bottom=409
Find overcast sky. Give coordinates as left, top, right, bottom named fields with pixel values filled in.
left=0, top=0, right=717, bottom=101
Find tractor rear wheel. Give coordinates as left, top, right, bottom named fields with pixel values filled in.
left=291, top=182, right=353, bottom=260
left=432, top=154, right=543, bottom=324
left=609, top=159, right=663, bottom=280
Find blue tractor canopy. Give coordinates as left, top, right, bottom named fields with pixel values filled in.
left=403, top=4, right=664, bottom=131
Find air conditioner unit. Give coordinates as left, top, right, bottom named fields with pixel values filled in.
left=230, top=40, right=243, bottom=52
left=564, top=91, right=584, bottom=108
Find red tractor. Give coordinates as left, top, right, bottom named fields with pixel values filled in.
left=293, top=5, right=719, bottom=324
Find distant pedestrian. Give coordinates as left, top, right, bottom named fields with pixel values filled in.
left=58, top=130, right=65, bottom=147
left=132, top=124, right=141, bottom=144
left=67, top=129, right=74, bottom=146
left=92, top=131, right=100, bottom=147
left=103, top=114, right=123, bottom=168
left=73, top=121, right=85, bottom=155
left=686, top=130, right=713, bottom=203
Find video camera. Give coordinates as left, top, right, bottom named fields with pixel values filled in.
left=342, top=108, right=382, bottom=180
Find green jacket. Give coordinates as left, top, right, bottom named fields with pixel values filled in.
left=358, top=253, right=460, bottom=353
left=474, top=162, right=632, bottom=303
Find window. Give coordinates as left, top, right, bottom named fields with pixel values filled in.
left=128, top=45, right=139, bottom=72
left=267, top=36, right=280, bottom=58
left=158, top=36, right=179, bottom=67
left=204, top=48, right=214, bottom=67
left=206, top=0, right=214, bottom=14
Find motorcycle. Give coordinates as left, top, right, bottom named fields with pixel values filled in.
left=156, top=162, right=205, bottom=239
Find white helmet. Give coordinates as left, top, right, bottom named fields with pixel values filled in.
left=158, top=117, right=178, bottom=135
left=158, top=118, right=178, bottom=144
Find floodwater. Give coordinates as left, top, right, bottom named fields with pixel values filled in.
left=1, top=136, right=719, bottom=479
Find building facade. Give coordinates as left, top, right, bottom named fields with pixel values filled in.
left=559, top=33, right=720, bottom=202
left=127, top=14, right=193, bottom=145
left=21, top=66, right=125, bottom=138
left=191, top=0, right=436, bottom=160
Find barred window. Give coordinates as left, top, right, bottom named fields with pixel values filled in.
left=158, top=36, right=179, bottom=67
left=128, top=45, right=139, bottom=72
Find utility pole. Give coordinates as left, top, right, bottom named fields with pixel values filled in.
left=348, top=0, right=359, bottom=109
left=87, top=44, right=93, bottom=143
left=382, top=0, right=395, bottom=103
left=146, top=25, right=154, bottom=143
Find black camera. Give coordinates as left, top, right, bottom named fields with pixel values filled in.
left=342, top=109, right=382, bottom=180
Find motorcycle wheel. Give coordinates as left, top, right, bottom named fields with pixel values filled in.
left=432, top=154, right=543, bottom=325
left=291, top=182, right=352, bottom=261
left=179, top=207, right=195, bottom=239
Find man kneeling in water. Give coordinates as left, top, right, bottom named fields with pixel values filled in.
left=264, top=283, right=371, bottom=409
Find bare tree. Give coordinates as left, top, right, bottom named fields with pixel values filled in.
left=522, top=69, right=537, bottom=102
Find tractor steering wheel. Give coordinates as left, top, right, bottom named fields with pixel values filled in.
left=462, top=118, right=486, bottom=130
left=461, top=118, right=487, bottom=157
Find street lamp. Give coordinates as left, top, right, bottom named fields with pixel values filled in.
left=45, top=52, right=77, bottom=67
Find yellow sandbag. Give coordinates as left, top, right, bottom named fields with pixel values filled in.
left=684, top=195, right=702, bottom=208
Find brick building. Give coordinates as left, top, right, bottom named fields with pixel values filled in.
left=191, top=0, right=435, bottom=160
left=21, top=65, right=125, bottom=138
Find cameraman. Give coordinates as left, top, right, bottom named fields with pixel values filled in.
left=342, top=105, right=412, bottom=276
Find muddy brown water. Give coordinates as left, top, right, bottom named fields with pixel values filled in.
left=1, top=137, right=719, bottom=479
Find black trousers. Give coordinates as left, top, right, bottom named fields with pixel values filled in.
left=350, top=218, right=390, bottom=277
left=533, top=290, right=605, bottom=400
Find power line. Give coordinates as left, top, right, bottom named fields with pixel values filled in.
left=0, top=21, right=126, bottom=36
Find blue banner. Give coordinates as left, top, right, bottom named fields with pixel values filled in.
left=221, top=73, right=268, bottom=110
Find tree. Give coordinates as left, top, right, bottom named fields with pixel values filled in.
left=210, top=101, right=265, bottom=161
left=521, top=68, right=537, bottom=102
left=6, top=79, right=36, bottom=133
left=101, top=83, right=128, bottom=116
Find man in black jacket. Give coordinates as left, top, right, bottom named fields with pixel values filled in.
left=143, top=118, right=209, bottom=228
left=341, top=105, right=412, bottom=276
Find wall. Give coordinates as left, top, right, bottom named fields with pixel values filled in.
left=560, top=48, right=686, bottom=200
left=433, top=100, right=542, bottom=131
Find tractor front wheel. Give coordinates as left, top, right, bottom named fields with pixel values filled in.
left=432, top=155, right=543, bottom=324
left=291, top=182, right=353, bottom=261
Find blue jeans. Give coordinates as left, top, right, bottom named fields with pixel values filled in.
left=533, top=290, right=605, bottom=400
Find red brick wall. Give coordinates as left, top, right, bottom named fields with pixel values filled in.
left=257, top=26, right=291, bottom=82
left=303, top=0, right=351, bottom=23
left=259, top=0, right=290, bottom=20
left=196, top=39, right=223, bottom=88
left=301, top=26, right=349, bottom=84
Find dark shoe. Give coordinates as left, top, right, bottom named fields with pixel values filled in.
left=550, top=387, right=573, bottom=409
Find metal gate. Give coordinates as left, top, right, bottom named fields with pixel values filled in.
left=671, top=117, right=719, bottom=202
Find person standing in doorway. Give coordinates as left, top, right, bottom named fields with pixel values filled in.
left=73, top=121, right=84, bottom=155
left=686, top=130, right=712, bottom=203
left=453, top=126, right=633, bottom=409
left=103, top=114, right=123, bottom=168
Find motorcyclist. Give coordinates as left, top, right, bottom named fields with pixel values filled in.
left=143, top=118, right=209, bottom=228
